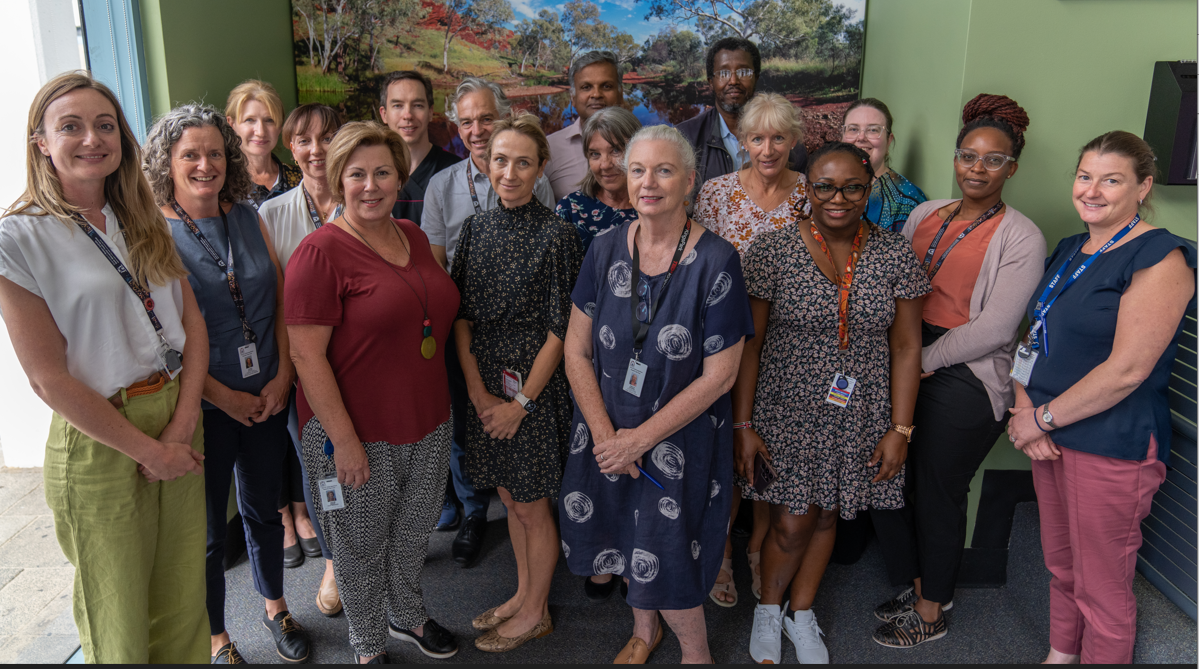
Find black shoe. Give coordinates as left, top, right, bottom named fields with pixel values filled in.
left=389, top=617, right=459, bottom=659
left=283, top=542, right=305, bottom=569
left=874, top=585, right=954, bottom=622
left=298, top=535, right=322, bottom=558
left=262, top=611, right=310, bottom=663
left=359, top=651, right=390, bottom=664
left=211, top=642, right=246, bottom=664
left=584, top=575, right=619, bottom=602
left=452, top=515, right=487, bottom=567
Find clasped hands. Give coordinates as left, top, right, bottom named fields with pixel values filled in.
left=473, top=393, right=527, bottom=440
left=591, top=425, right=650, bottom=478
left=1007, top=406, right=1061, bottom=461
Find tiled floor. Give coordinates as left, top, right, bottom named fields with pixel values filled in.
left=0, top=468, right=79, bottom=663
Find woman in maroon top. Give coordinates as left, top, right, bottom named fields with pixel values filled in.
left=286, top=122, right=460, bottom=663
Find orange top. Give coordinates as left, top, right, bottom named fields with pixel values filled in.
left=910, top=209, right=1003, bottom=329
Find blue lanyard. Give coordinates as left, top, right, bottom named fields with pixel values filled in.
left=1031, top=214, right=1139, bottom=355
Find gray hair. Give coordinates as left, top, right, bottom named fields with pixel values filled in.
left=569, top=51, right=622, bottom=96
left=622, top=125, right=697, bottom=177
left=446, top=77, right=511, bottom=125
left=580, top=107, right=641, bottom=197
left=737, top=93, right=803, bottom=145
left=143, top=103, right=251, bottom=206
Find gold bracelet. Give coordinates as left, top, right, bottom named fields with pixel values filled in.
left=891, top=423, right=915, bottom=443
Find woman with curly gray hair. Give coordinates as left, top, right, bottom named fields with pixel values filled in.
left=144, top=104, right=312, bottom=664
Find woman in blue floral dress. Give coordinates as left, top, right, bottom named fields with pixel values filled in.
left=555, top=107, right=641, bottom=252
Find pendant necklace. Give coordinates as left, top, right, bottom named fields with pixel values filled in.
left=345, top=219, right=437, bottom=359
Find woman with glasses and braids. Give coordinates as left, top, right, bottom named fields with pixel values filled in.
left=734, top=142, right=928, bottom=664
left=870, top=94, right=1046, bottom=648
left=841, top=98, right=927, bottom=233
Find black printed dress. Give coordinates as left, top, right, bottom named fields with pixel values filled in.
left=451, top=199, right=583, bottom=503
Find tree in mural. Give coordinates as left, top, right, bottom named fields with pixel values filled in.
left=561, top=1, right=639, bottom=65
left=645, top=0, right=827, bottom=45
left=438, top=0, right=514, bottom=73
left=514, top=10, right=566, bottom=73
left=293, top=0, right=424, bottom=74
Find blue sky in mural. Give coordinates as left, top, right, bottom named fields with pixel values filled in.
left=507, top=0, right=866, bottom=44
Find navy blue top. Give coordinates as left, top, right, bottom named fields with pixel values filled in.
left=1025, top=228, right=1196, bottom=465
left=168, top=202, right=279, bottom=408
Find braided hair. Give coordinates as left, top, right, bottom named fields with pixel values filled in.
left=805, top=141, right=876, bottom=181
left=956, top=93, right=1030, bottom=160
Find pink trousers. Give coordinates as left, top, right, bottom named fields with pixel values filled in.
left=1031, top=436, right=1166, bottom=664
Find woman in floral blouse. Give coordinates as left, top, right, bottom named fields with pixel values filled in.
left=555, top=107, right=641, bottom=252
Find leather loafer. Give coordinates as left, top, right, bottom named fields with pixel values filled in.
left=262, top=611, right=310, bottom=663
left=298, top=536, right=322, bottom=559
left=389, top=617, right=458, bottom=658
left=613, top=620, right=664, bottom=664
left=584, top=575, right=619, bottom=602
left=211, top=642, right=246, bottom=664
left=283, top=542, right=304, bottom=569
left=452, top=514, right=487, bottom=567
left=316, top=569, right=342, bottom=617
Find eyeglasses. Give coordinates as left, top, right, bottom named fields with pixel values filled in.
left=715, top=68, right=754, bottom=81
left=954, top=149, right=1016, bottom=171
left=810, top=183, right=868, bottom=202
left=842, top=124, right=886, bottom=140
left=636, top=278, right=651, bottom=321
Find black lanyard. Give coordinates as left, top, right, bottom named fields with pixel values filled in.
left=465, top=160, right=483, bottom=215
left=628, top=218, right=691, bottom=358
left=920, top=199, right=1004, bottom=280
left=301, top=185, right=325, bottom=229
left=72, top=213, right=168, bottom=335
left=170, top=202, right=257, bottom=344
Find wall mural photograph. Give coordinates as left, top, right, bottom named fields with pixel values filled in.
left=291, top=0, right=867, bottom=157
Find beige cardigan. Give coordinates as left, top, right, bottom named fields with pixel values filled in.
left=901, top=199, right=1048, bottom=421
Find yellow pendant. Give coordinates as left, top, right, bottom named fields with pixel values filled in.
left=421, top=336, right=437, bottom=360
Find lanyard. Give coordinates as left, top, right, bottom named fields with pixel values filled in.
left=1031, top=214, right=1140, bottom=355
left=72, top=213, right=169, bottom=336
left=170, top=202, right=258, bottom=344
left=628, top=218, right=691, bottom=358
left=465, top=160, right=484, bottom=215
left=301, top=185, right=325, bottom=229
left=811, top=220, right=864, bottom=351
left=920, top=199, right=1004, bottom=280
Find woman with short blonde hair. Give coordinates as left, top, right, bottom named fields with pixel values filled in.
left=225, top=79, right=301, bottom=207
left=0, top=71, right=209, bottom=663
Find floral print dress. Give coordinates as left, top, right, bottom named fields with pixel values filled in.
left=740, top=224, right=930, bottom=518
left=556, top=190, right=638, bottom=252
left=693, top=171, right=812, bottom=256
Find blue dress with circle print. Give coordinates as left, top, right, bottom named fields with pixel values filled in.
left=558, top=221, right=754, bottom=610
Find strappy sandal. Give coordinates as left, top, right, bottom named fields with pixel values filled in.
left=747, top=550, right=762, bottom=600
left=708, top=557, right=738, bottom=607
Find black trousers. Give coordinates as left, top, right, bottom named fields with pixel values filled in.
left=872, top=324, right=1008, bottom=604
left=204, top=408, right=290, bottom=635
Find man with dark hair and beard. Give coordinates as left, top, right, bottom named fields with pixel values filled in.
left=677, top=37, right=808, bottom=198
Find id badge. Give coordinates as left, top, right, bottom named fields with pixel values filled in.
left=1010, top=343, right=1038, bottom=387
left=317, top=475, right=345, bottom=511
left=502, top=368, right=523, bottom=398
left=159, top=340, right=183, bottom=380
left=239, top=342, right=261, bottom=379
left=623, top=358, right=648, bottom=397
left=825, top=373, right=856, bottom=408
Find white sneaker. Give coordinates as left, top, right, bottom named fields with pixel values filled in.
left=783, top=608, right=829, bottom=664
left=749, top=603, right=784, bottom=664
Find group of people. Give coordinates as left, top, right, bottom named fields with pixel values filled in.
left=0, top=35, right=1192, bottom=666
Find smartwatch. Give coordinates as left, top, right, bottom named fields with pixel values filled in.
left=514, top=392, right=537, bottom=413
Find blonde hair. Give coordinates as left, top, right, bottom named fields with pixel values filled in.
left=738, top=93, right=803, bottom=145
left=225, top=79, right=285, bottom=131
left=325, top=121, right=411, bottom=203
left=10, top=71, right=185, bottom=286
left=487, top=112, right=550, bottom=167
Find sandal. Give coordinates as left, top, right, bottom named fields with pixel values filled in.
left=708, top=557, right=737, bottom=607
left=747, top=550, right=762, bottom=600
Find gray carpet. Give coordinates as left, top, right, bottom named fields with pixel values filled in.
left=220, top=500, right=1197, bottom=663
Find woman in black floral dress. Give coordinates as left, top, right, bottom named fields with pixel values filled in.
left=451, top=113, right=583, bottom=653
left=730, top=142, right=928, bottom=664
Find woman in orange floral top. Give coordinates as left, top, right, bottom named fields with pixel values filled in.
left=693, top=92, right=811, bottom=607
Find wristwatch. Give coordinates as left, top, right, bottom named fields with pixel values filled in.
left=1041, top=405, right=1058, bottom=429
left=891, top=423, right=914, bottom=443
left=514, top=392, right=538, bottom=413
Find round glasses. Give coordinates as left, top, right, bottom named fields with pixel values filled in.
left=954, top=149, right=1016, bottom=171
left=842, top=124, right=886, bottom=140
left=810, top=183, right=868, bottom=202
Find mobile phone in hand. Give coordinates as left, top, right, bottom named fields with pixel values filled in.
left=753, top=452, right=777, bottom=495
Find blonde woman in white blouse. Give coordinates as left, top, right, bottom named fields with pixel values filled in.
left=0, top=73, right=209, bottom=663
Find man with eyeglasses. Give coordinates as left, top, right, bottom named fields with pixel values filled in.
left=677, top=37, right=808, bottom=200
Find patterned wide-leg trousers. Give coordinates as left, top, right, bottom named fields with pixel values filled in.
left=301, top=417, right=451, bottom=656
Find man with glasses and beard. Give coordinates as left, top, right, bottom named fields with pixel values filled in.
left=677, top=37, right=808, bottom=199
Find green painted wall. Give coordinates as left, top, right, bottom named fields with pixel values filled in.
left=862, top=0, right=1198, bottom=547
left=139, top=0, right=298, bottom=121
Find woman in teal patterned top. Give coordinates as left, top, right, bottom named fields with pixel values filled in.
left=842, top=98, right=928, bottom=233
left=555, top=107, right=641, bottom=251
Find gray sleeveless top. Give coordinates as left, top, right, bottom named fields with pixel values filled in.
left=168, top=202, right=278, bottom=405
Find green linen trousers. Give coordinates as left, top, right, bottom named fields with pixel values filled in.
left=44, top=379, right=209, bottom=663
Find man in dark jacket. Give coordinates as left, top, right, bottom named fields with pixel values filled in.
left=677, top=37, right=808, bottom=199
